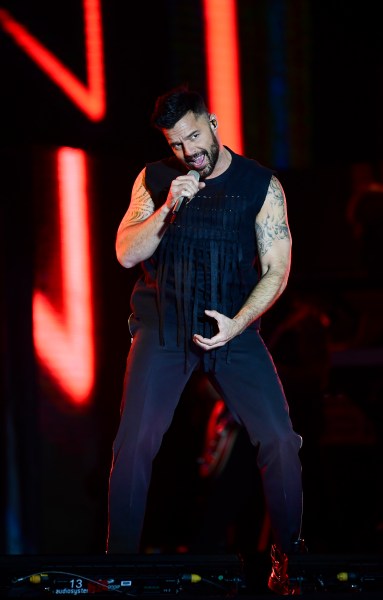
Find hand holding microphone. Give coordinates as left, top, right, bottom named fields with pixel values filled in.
left=170, top=170, right=201, bottom=224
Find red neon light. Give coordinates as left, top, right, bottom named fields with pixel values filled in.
left=0, top=0, right=105, bottom=121
left=202, top=0, right=243, bottom=153
left=33, top=147, right=95, bottom=405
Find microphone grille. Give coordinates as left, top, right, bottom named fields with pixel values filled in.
left=188, top=169, right=200, bottom=182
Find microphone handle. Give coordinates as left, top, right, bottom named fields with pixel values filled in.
left=170, top=196, right=186, bottom=223
left=170, top=170, right=200, bottom=224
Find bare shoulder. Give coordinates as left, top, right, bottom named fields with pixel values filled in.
left=257, top=175, right=288, bottom=220
left=255, top=175, right=290, bottom=257
left=265, top=175, right=287, bottom=209
left=121, top=168, right=155, bottom=226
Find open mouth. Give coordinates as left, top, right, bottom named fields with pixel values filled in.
left=188, top=153, right=206, bottom=169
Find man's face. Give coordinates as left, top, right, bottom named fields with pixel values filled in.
left=162, top=111, right=219, bottom=178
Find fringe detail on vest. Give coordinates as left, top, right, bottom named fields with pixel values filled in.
left=155, top=203, right=246, bottom=372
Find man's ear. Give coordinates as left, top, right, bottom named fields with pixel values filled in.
left=209, top=114, right=218, bottom=129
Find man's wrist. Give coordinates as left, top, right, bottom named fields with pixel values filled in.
left=232, top=314, right=249, bottom=335
left=159, top=203, right=172, bottom=218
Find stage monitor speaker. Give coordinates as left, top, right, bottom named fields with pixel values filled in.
left=0, top=553, right=246, bottom=598
left=288, top=553, right=383, bottom=594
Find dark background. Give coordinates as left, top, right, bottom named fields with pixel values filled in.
left=1, top=0, right=383, bottom=558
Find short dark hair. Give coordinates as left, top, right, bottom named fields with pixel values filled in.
left=151, top=84, right=209, bottom=130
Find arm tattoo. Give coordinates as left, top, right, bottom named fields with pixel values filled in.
left=125, top=172, right=155, bottom=224
left=256, top=176, right=289, bottom=257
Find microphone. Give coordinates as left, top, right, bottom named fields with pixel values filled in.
left=170, top=170, right=200, bottom=224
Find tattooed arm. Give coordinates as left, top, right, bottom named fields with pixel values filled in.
left=116, top=167, right=204, bottom=268
left=193, top=175, right=292, bottom=349
left=233, top=175, right=291, bottom=330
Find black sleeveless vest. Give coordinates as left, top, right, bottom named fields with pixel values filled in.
left=130, top=147, right=274, bottom=351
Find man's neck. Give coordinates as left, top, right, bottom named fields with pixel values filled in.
left=206, top=146, right=232, bottom=179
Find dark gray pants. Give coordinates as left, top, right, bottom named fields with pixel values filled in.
left=107, top=320, right=303, bottom=554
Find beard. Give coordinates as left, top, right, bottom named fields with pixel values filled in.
left=200, top=133, right=220, bottom=178
left=186, top=131, right=220, bottom=178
